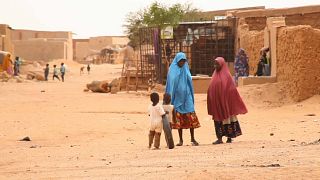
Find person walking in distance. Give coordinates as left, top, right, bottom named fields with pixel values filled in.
left=53, top=65, right=60, bottom=81
left=60, top=63, right=66, bottom=82
left=44, top=64, right=49, bottom=81
left=87, top=64, right=91, bottom=74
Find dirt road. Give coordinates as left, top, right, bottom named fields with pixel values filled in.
left=0, top=63, right=319, bottom=179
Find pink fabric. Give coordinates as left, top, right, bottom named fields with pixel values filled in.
left=207, top=57, right=248, bottom=121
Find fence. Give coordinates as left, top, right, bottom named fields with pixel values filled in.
left=138, top=18, right=236, bottom=84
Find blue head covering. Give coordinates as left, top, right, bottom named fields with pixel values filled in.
left=165, top=52, right=195, bottom=113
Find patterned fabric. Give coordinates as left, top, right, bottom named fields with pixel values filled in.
left=214, top=116, right=242, bottom=138
left=172, top=111, right=200, bottom=129
left=234, top=48, right=249, bottom=83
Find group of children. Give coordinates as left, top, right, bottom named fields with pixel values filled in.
left=44, top=63, right=66, bottom=82
left=148, top=92, right=174, bottom=149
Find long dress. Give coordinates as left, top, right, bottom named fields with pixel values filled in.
left=207, top=57, right=248, bottom=138
left=234, top=48, right=249, bottom=84
left=165, top=52, right=200, bottom=129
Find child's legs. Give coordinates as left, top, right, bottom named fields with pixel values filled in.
left=61, top=73, right=65, bottom=81
left=148, top=131, right=155, bottom=148
left=154, top=132, right=161, bottom=148
left=151, top=123, right=163, bottom=148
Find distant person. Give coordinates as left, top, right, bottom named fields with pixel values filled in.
left=260, top=47, right=270, bottom=76
left=7, top=58, right=13, bottom=75
left=207, top=57, right=247, bottom=144
left=148, top=92, right=166, bottom=149
left=165, top=52, right=200, bottom=146
left=44, top=64, right=49, bottom=81
left=162, top=93, right=174, bottom=126
left=13, top=56, right=21, bottom=76
left=2, top=54, right=13, bottom=75
left=87, top=64, right=91, bottom=74
left=255, top=58, right=265, bottom=76
left=53, top=65, right=60, bottom=81
left=80, top=66, right=85, bottom=75
left=60, top=63, right=66, bottom=82
left=234, top=48, right=249, bottom=85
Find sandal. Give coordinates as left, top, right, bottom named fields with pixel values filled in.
left=212, top=140, right=223, bottom=145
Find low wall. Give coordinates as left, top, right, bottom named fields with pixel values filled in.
left=238, top=76, right=277, bottom=86
left=192, top=76, right=211, bottom=94
left=13, top=39, right=66, bottom=61
left=277, top=25, right=320, bottom=101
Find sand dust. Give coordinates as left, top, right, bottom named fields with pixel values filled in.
left=0, top=62, right=319, bottom=179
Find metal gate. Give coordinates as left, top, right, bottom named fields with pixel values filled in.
left=138, top=18, right=236, bottom=84
left=138, top=27, right=161, bottom=84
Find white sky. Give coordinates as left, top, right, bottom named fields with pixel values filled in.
left=0, top=0, right=319, bottom=38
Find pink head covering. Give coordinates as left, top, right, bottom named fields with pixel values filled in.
left=207, top=57, right=248, bottom=121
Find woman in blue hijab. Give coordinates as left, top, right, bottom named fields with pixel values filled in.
left=165, top=52, right=200, bottom=146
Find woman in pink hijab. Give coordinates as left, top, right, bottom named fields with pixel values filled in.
left=207, top=57, right=248, bottom=144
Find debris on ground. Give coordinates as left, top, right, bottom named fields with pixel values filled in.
left=301, top=139, right=320, bottom=146
left=241, top=164, right=281, bottom=168
left=86, top=80, right=111, bottom=93
left=305, top=113, right=316, bottom=116
left=19, top=136, right=31, bottom=141
left=26, top=72, right=45, bottom=81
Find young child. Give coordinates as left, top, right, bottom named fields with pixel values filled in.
left=60, top=63, right=65, bottom=82
left=148, top=92, right=165, bottom=149
left=162, top=93, right=174, bottom=125
left=53, top=65, right=60, bottom=81
left=44, top=64, right=49, bottom=81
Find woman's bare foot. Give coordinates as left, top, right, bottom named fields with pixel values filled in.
left=191, top=140, right=199, bottom=146
left=212, top=140, right=223, bottom=145
left=176, top=141, right=183, bottom=146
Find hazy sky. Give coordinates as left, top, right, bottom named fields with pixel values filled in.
left=0, top=0, right=319, bottom=38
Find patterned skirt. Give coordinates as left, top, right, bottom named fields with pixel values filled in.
left=172, top=111, right=201, bottom=129
left=214, top=116, right=242, bottom=138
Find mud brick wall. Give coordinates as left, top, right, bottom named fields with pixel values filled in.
left=245, top=17, right=267, bottom=31
left=277, top=25, right=320, bottom=101
left=238, top=21, right=264, bottom=75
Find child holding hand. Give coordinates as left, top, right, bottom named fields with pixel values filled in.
left=148, top=92, right=166, bottom=149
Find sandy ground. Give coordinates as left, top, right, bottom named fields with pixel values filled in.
left=0, top=62, right=319, bottom=180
